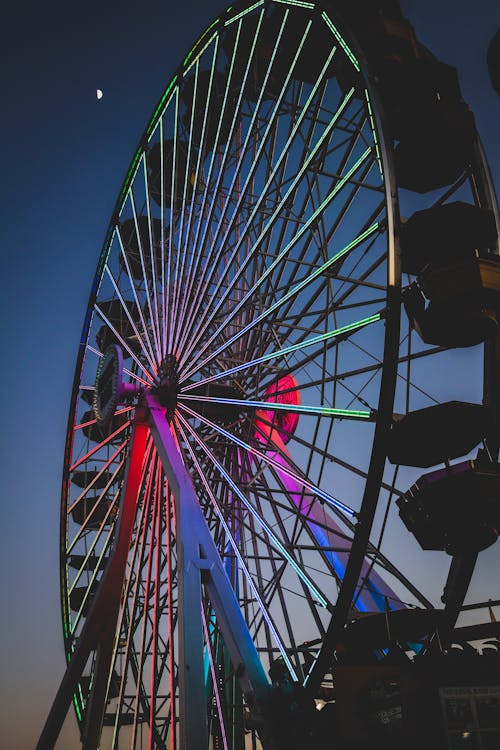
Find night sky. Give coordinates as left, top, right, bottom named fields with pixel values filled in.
left=1, top=1, right=499, bottom=747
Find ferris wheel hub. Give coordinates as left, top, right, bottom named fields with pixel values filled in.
left=155, top=354, right=180, bottom=420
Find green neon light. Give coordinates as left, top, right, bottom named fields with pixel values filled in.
left=364, top=89, right=383, bottom=177
left=225, top=0, right=265, bottom=25
left=73, top=694, right=82, bottom=722
left=184, top=34, right=217, bottom=76
left=322, top=12, right=360, bottom=72
left=235, top=313, right=381, bottom=374
left=181, top=394, right=371, bottom=419
left=274, top=0, right=315, bottom=7
left=261, top=222, right=380, bottom=324
left=146, top=75, right=178, bottom=139
left=184, top=17, right=219, bottom=66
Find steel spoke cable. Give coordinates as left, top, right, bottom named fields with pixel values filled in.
left=131, top=456, right=162, bottom=748
left=174, top=12, right=260, bottom=345
left=67, top=453, right=127, bottom=553
left=166, top=88, right=180, bottom=349
left=173, top=37, right=250, bottom=345
left=111, top=448, right=159, bottom=748
left=94, top=302, right=156, bottom=383
left=176, top=9, right=294, bottom=353
left=176, top=410, right=329, bottom=610
left=176, top=27, right=333, bottom=356
left=68, top=497, right=120, bottom=635
left=172, top=39, right=220, bottom=346
left=115, top=223, right=159, bottom=369
left=178, top=85, right=359, bottom=367
left=187, top=220, right=381, bottom=383
left=69, top=421, right=132, bottom=472
left=178, top=88, right=360, bottom=371
left=169, top=59, right=201, bottom=351
left=177, top=419, right=297, bottom=677
left=142, top=153, right=163, bottom=357
left=129, top=187, right=162, bottom=361
left=180, top=143, right=371, bottom=379
left=181, top=311, right=381, bottom=392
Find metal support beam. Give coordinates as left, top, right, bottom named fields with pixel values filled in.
left=145, top=393, right=270, bottom=749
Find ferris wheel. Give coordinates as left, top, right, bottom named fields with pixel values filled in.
left=38, top=1, right=500, bottom=748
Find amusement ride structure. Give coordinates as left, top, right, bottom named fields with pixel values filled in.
left=38, top=1, right=500, bottom=748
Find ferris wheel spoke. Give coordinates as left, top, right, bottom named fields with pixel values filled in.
left=141, top=155, right=163, bottom=358
left=178, top=85, right=359, bottom=367
left=176, top=418, right=300, bottom=675
left=114, top=224, right=159, bottom=371
left=129, top=189, right=162, bottom=362
left=181, top=311, right=381, bottom=393
left=176, top=411, right=329, bottom=612
left=178, top=28, right=335, bottom=356
left=181, top=144, right=373, bottom=379
left=179, top=393, right=371, bottom=421
left=179, top=402, right=354, bottom=519
left=69, top=422, right=131, bottom=473
left=94, top=302, right=156, bottom=382
left=110, top=445, right=159, bottom=747
left=174, top=13, right=266, bottom=349
left=179, top=85, right=361, bottom=371
left=176, top=10, right=296, bottom=353
left=173, top=44, right=220, bottom=349
left=130, top=456, right=162, bottom=747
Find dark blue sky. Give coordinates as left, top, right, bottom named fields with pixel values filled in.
left=1, top=1, right=499, bottom=747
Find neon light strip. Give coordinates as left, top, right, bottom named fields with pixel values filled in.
left=179, top=403, right=355, bottom=519
left=224, top=0, right=265, bottom=25
left=364, top=90, right=382, bottom=176
left=186, top=220, right=379, bottom=378
left=176, top=411, right=329, bottom=607
left=183, top=17, right=219, bottom=66
left=274, top=0, right=315, bottom=7
left=180, top=91, right=362, bottom=376
left=178, top=11, right=297, bottom=358
left=94, top=303, right=155, bottom=382
left=146, top=76, right=178, bottom=139
left=183, top=33, right=217, bottom=76
left=178, top=419, right=299, bottom=680
left=322, top=12, right=360, bottom=72
left=129, top=187, right=162, bottom=360
left=115, top=225, right=158, bottom=369
left=183, top=312, right=380, bottom=389
left=175, top=16, right=255, bottom=342
left=142, top=155, right=162, bottom=355
left=179, top=394, right=371, bottom=420
left=178, top=25, right=334, bottom=360
left=175, top=36, right=220, bottom=350
left=104, top=263, right=157, bottom=374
